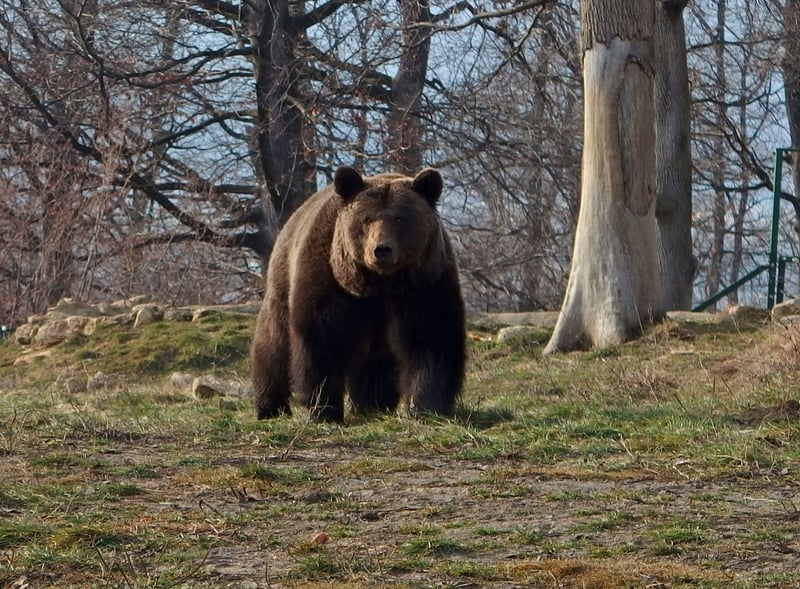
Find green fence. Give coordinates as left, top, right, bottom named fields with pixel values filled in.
left=693, top=147, right=800, bottom=311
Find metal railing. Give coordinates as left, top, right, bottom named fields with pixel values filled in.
left=693, top=147, right=800, bottom=311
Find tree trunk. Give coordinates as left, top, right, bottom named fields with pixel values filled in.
left=386, top=0, right=432, bottom=174
left=655, top=0, right=694, bottom=310
left=705, top=0, right=727, bottom=306
left=729, top=47, right=752, bottom=304
left=785, top=0, right=800, bottom=198
left=248, top=0, right=317, bottom=262
left=544, top=0, right=661, bottom=353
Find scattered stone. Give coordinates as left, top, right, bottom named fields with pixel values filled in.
left=48, top=298, right=105, bottom=318
left=188, top=303, right=260, bottom=317
left=13, top=324, right=37, bottom=345
left=88, top=372, right=123, bottom=391
left=26, top=314, right=46, bottom=325
left=133, top=304, right=164, bottom=328
left=468, top=311, right=559, bottom=330
left=13, top=348, right=53, bottom=365
left=163, top=308, right=193, bottom=322
left=124, top=295, right=151, bottom=306
left=170, top=372, right=196, bottom=390
left=96, top=302, right=125, bottom=315
left=32, top=318, right=72, bottom=347
left=56, top=373, right=87, bottom=394
left=14, top=300, right=135, bottom=346
left=96, top=314, right=134, bottom=328
left=717, top=304, right=771, bottom=325
left=192, top=308, right=215, bottom=322
left=192, top=377, right=222, bottom=399
left=10, top=297, right=264, bottom=351
left=192, top=376, right=249, bottom=399
left=82, top=317, right=101, bottom=336
left=191, top=306, right=253, bottom=322
left=666, top=310, right=716, bottom=324
left=14, top=296, right=800, bottom=369
left=771, top=298, right=800, bottom=320
left=66, top=315, right=90, bottom=332
left=497, top=325, right=545, bottom=345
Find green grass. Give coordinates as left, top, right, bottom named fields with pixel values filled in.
left=403, top=536, right=471, bottom=558
left=1, top=312, right=800, bottom=587
left=2, top=313, right=252, bottom=382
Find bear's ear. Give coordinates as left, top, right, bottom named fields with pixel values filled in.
left=334, top=166, right=365, bottom=201
left=412, top=168, right=443, bottom=206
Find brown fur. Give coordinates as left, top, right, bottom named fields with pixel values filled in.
left=251, top=167, right=466, bottom=422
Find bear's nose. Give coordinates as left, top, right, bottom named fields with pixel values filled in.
left=373, top=243, right=394, bottom=263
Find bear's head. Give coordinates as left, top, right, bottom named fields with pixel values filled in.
left=331, top=166, right=448, bottom=296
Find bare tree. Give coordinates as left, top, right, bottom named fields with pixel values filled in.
left=247, top=0, right=316, bottom=238
left=1, top=0, right=567, bottom=324
left=688, top=0, right=788, bottom=307
left=655, top=0, right=695, bottom=310
left=6, top=0, right=800, bottom=328
left=435, top=1, right=582, bottom=311
left=386, top=0, right=432, bottom=173
left=704, top=0, right=728, bottom=302
left=784, top=0, right=800, bottom=196
left=545, top=0, right=662, bottom=352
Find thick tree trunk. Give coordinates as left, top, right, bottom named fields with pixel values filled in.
left=387, top=0, right=431, bottom=174
left=655, top=0, right=694, bottom=310
left=545, top=0, right=661, bottom=353
left=248, top=0, right=316, bottom=263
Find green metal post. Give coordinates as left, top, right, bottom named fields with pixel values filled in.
left=692, top=265, right=769, bottom=312
left=767, top=148, right=784, bottom=308
left=777, top=257, right=787, bottom=305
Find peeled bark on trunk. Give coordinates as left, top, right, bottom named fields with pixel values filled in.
left=655, top=0, right=695, bottom=310
left=545, top=1, right=662, bottom=353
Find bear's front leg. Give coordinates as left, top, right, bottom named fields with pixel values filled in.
left=347, top=349, right=401, bottom=414
left=401, top=348, right=464, bottom=417
left=390, top=287, right=466, bottom=417
left=289, top=326, right=346, bottom=422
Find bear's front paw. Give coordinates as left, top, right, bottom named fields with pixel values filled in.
left=256, top=402, right=291, bottom=420
left=308, top=404, right=345, bottom=423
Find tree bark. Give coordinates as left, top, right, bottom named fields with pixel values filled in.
left=386, top=0, right=432, bottom=174
left=785, top=0, right=800, bottom=198
left=705, top=0, right=727, bottom=306
left=248, top=0, right=317, bottom=263
left=729, top=43, right=753, bottom=304
left=654, top=0, right=694, bottom=310
left=545, top=0, right=661, bottom=353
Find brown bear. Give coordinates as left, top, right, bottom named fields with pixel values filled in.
left=251, top=166, right=466, bottom=422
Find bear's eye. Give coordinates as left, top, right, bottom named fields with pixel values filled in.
left=393, top=216, right=405, bottom=225
left=361, top=215, right=373, bottom=225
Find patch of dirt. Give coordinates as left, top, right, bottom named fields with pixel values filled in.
left=736, top=399, right=800, bottom=425
left=185, top=447, right=800, bottom=587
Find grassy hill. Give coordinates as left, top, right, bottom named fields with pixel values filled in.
left=1, top=312, right=799, bottom=588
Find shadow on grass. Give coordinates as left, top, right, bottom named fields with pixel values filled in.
left=455, top=405, right=515, bottom=430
